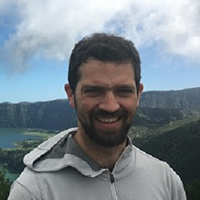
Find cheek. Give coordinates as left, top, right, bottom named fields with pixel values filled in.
left=76, top=98, right=95, bottom=116
left=79, top=96, right=99, bottom=109
left=121, top=99, right=138, bottom=110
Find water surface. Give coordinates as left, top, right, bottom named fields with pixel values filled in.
left=0, top=128, right=43, bottom=148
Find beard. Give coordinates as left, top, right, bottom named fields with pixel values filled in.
left=76, top=108, right=132, bottom=148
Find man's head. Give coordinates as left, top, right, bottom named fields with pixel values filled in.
left=66, top=33, right=143, bottom=148
left=68, top=33, right=141, bottom=94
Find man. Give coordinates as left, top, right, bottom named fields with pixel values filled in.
left=8, top=33, right=186, bottom=199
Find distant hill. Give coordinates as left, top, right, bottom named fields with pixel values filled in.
left=0, top=87, right=199, bottom=130
left=140, top=87, right=200, bottom=111
left=0, top=100, right=76, bottom=130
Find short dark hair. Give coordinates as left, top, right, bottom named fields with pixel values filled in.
left=68, top=33, right=141, bottom=93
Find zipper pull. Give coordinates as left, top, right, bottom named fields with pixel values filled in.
left=110, top=173, right=115, bottom=183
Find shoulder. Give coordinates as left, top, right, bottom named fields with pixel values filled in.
left=24, top=128, right=77, bottom=169
left=8, top=168, right=40, bottom=200
left=133, top=145, right=171, bottom=170
left=132, top=146, right=186, bottom=198
left=132, top=145, right=182, bottom=184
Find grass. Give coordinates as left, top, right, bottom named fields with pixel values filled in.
left=22, top=129, right=56, bottom=139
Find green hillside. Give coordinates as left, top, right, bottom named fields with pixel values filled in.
left=131, top=119, right=200, bottom=199
left=0, top=100, right=77, bottom=130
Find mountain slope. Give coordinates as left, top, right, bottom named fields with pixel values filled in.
left=132, top=119, right=200, bottom=186
left=1, top=87, right=199, bottom=130
left=0, top=100, right=77, bottom=130
left=140, top=87, right=200, bottom=111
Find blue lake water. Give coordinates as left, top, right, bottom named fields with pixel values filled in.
left=0, top=128, right=43, bottom=148
left=0, top=128, right=45, bottom=181
left=0, top=164, right=19, bottom=181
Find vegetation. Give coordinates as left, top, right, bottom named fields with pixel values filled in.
left=0, top=100, right=77, bottom=130
left=186, top=176, right=200, bottom=200
left=23, top=128, right=58, bottom=137
left=131, top=118, right=200, bottom=199
left=140, top=87, right=200, bottom=111
left=0, top=147, right=34, bottom=173
left=0, top=134, right=48, bottom=173
left=0, top=170, right=11, bottom=200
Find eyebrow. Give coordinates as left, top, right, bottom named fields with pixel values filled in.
left=116, top=85, right=135, bottom=90
left=82, top=85, right=102, bottom=90
left=82, top=84, right=135, bottom=91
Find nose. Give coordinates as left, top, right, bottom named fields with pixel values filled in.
left=98, top=91, right=120, bottom=113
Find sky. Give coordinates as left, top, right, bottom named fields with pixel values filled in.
left=0, top=0, right=200, bottom=103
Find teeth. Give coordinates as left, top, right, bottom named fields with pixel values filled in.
left=97, top=118, right=119, bottom=123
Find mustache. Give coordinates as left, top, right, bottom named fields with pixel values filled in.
left=90, top=109, right=128, bottom=118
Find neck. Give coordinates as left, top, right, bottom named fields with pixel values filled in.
left=73, top=130, right=127, bottom=171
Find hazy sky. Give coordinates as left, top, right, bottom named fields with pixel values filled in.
left=0, top=0, right=200, bottom=103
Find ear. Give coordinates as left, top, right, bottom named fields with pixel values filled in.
left=136, top=83, right=144, bottom=106
left=64, top=84, right=75, bottom=108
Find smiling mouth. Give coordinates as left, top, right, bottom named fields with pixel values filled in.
left=95, top=117, right=121, bottom=123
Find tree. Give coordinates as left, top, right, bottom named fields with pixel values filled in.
left=0, top=170, right=11, bottom=200
left=186, top=176, right=200, bottom=200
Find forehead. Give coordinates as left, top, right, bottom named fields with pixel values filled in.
left=78, top=59, right=135, bottom=86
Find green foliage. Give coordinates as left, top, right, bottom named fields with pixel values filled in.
left=186, top=176, right=200, bottom=200
left=0, top=148, right=28, bottom=173
left=140, top=87, right=200, bottom=111
left=0, top=139, right=47, bottom=200
left=0, top=100, right=77, bottom=130
left=133, top=107, right=186, bottom=127
left=0, top=137, right=45, bottom=174
left=0, top=170, right=11, bottom=200
left=132, top=119, right=200, bottom=188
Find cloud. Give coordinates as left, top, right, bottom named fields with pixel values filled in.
left=0, top=0, right=199, bottom=73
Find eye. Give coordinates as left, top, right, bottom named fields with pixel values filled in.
left=84, top=88, right=103, bottom=97
left=115, top=88, right=135, bottom=97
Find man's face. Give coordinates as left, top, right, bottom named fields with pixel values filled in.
left=66, top=59, right=143, bottom=147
